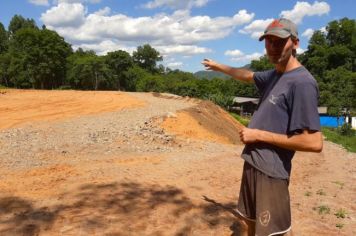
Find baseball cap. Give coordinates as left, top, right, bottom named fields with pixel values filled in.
left=259, top=18, right=298, bottom=41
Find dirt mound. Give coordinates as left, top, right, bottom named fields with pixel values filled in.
left=161, top=100, right=245, bottom=145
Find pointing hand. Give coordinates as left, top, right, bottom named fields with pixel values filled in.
left=201, top=58, right=219, bottom=71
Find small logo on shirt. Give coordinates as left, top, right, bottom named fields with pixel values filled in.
left=269, top=94, right=277, bottom=105
left=259, top=210, right=271, bottom=226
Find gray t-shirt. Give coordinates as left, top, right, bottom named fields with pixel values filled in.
left=241, top=66, right=321, bottom=179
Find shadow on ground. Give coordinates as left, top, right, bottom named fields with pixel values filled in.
left=0, top=182, right=241, bottom=235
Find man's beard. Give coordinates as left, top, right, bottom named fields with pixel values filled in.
left=268, top=50, right=292, bottom=65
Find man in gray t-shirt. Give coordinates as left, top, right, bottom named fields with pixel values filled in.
left=202, top=18, right=323, bottom=236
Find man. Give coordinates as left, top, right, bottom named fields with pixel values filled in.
left=202, top=18, right=323, bottom=236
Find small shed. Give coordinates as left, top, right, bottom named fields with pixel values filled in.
left=318, top=106, right=328, bottom=114
left=231, top=97, right=259, bottom=116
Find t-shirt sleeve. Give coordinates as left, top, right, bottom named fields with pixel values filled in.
left=253, top=70, right=274, bottom=94
left=288, top=81, right=321, bottom=134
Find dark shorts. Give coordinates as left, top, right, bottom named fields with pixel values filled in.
left=237, top=161, right=291, bottom=236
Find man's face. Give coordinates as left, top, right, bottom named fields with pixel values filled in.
left=265, top=35, right=297, bottom=65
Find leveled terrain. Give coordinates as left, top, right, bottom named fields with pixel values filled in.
left=0, top=89, right=355, bottom=235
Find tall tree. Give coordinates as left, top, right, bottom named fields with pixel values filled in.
left=0, top=22, right=8, bottom=54
left=8, top=27, right=39, bottom=88
left=300, top=18, right=355, bottom=115
left=8, top=15, right=37, bottom=37
left=67, top=52, right=110, bottom=90
left=0, top=53, right=11, bottom=86
left=105, top=50, right=133, bottom=91
left=8, top=27, right=72, bottom=89
left=132, top=44, right=162, bottom=73
left=37, top=29, right=72, bottom=88
left=250, top=55, right=274, bottom=71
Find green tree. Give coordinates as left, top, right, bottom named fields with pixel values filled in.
left=320, top=67, right=355, bottom=115
left=8, top=27, right=40, bottom=88
left=37, top=29, right=72, bottom=88
left=125, top=65, right=150, bottom=91
left=0, top=53, right=11, bottom=86
left=250, top=55, right=274, bottom=71
left=132, top=44, right=162, bottom=73
left=0, top=22, right=8, bottom=54
left=300, top=18, right=355, bottom=115
left=136, top=74, right=165, bottom=92
left=299, top=30, right=328, bottom=80
left=67, top=52, right=110, bottom=90
left=326, top=18, right=355, bottom=47
left=105, top=50, right=133, bottom=91
left=8, top=15, right=37, bottom=37
left=8, top=27, right=72, bottom=89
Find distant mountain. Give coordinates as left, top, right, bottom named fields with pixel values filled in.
left=194, top=71, right=230, bottom=80
left=194, top=64, right=251, bottom=80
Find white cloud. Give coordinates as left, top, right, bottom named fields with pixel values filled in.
left=94, top=7, right=111, bottom=16
left=29, top=0, right=49, bottom=6
left=320, top=26, right=326, bottom=33
left=53, top=0, right=101, bottom=4
left=302, top=26, right=328, bottom=39
left=225, top=49, right=262, bottom=63
left=41, top=3, right=254, bottom=57
left=143, top=0, right=210, bottom=10
left=73, top=40, right=136, bottom=55
left=280, top=1, right=330, bottom=24
left=239, top=18, right=273, bottom=39
left=156, top=45, right=212, bottom=56
left=224, top=49, right=244, bottom=57
left=302, top=28, right=314, bottom=39
left=41, top=3, right=86, bottom=27
left=297, top=48, right=305, bottom=54
left=167, top=62, right=183, bottom=68
left=239, top=1, right=330, bottom=39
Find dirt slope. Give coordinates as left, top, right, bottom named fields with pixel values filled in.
left=0, top=89, right=355, bottom=236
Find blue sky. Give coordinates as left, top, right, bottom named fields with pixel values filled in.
left=0, top=0, right=354, bottom=72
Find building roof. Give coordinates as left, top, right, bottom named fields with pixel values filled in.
left=318, top=106, right=328, bottom=114
left=233, top=97, right=259, bottom=104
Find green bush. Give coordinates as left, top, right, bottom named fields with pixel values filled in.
left=230, top=113, right=250, bottom=126
left=205, top=93, right=234, bottom=110
left=337, top=123, right=355, bottom=136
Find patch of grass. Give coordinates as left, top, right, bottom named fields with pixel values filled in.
left=0, top=85, right=8, bottom=89
left=230, top=113, right=250, bottom=126
left=56, top=85, right=72, bottom=90
left=322, top=127, right=356, bottom=153
left=316, top=189, right=326, bottom=196
left=332, top=181, right=345, bottom=189
left=335, top=209, right=347, bottom=218
left=304, top=191, right=312, bottom=197
left=336, top=223, right=344, bottom=229
left=313, top=205, right=330, bottom=215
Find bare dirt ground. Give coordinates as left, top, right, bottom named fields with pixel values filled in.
left=0, top=89, right=355, bottom=236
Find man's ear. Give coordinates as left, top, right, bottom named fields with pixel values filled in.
left=292, top=38, right=299, bottom=50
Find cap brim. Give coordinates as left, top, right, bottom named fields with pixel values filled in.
left=259, top=31, right=291, bottom=41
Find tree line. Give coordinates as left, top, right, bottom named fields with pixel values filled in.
left=0, top=15, right=355, bottom=115
left=299, top=18, right=355, bottom=116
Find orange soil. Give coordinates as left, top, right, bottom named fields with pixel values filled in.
left=0, top=90, right=355, bottom=236
left=0, top=89, right=145, bottom=130
left=161, top=100, right=244, bottom=145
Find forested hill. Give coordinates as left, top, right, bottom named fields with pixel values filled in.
left=194, top=71, right=231, bottom=80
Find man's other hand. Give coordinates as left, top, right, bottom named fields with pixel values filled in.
left=239, top=127, right=260, bottom=144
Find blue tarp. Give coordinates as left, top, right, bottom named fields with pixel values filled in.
left=320, top=116, right=345, bottom=127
